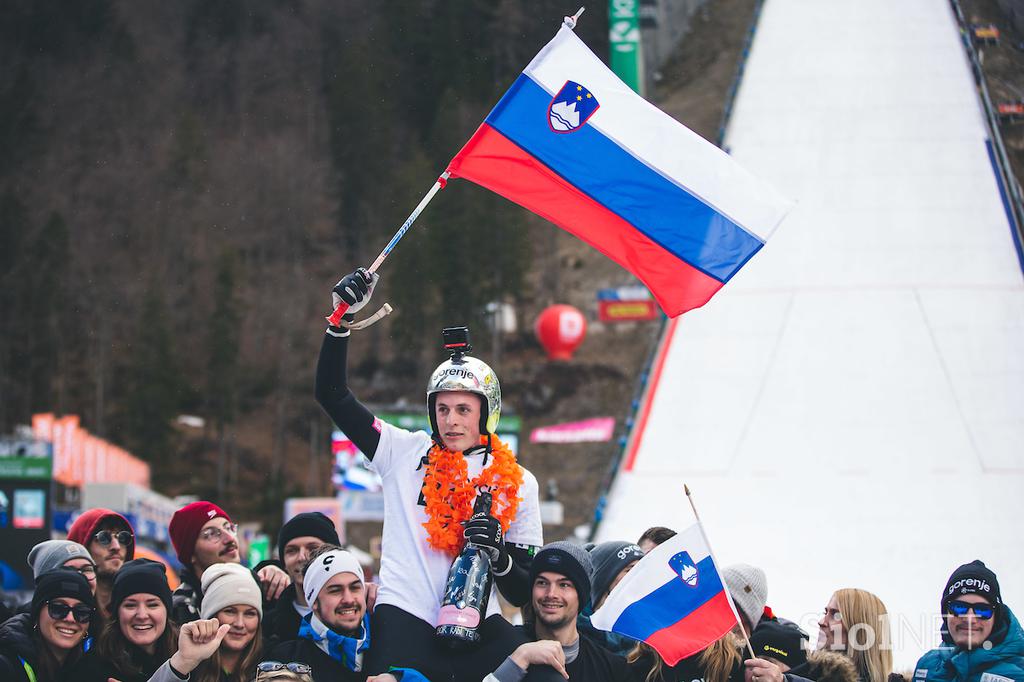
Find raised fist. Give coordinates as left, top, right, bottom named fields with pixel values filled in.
left=332, top=268, right=379, bottom=317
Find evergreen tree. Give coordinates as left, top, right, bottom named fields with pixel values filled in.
left=0, top=192, right=29, bottom=430
left=206, top=250, right=240, bottom=498
left=206, top=250, right=240, bottom=428
left=26, top=212, right=72, bottom=415
left=117, top=286, right=183, bottom=464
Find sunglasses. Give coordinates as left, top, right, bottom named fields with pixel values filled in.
left=93, top=530, right=133, bottom=547
left=948, top=600, right=995, bottom=620
left=257, top=661, right=313, bottom=674
left=46, top=601, right=94, bottom=623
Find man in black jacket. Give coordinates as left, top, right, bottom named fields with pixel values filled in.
left=266, top=545, right=420, bottom=682
left=264, top=512, right=342, bottom=646
left=486, top=541, right=630, bottom=682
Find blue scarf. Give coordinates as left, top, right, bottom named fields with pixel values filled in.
left=298, top=611, right=371, bottom=671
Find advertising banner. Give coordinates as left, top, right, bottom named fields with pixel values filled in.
left=284, top=497, right=344, bottom=543
left=609, top=0, right=645, bottom=95
left=598, top=286, right=659, bottom=322
left=0, top=438, right=53, bottom=588
left=529, top=417, right=616, bottom=444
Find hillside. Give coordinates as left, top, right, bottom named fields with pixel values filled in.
left=0, top=0, right=761, bottom=542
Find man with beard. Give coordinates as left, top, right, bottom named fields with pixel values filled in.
left=485, top=541, right=629, bottom=682
left=169, top=501, right=291, bottom=625
left=67, top=508, right=135, bottom=614
left=265, top=545, right=423, bottom=682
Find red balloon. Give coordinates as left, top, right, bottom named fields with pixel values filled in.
left=535, top=305, right=587, bottom=360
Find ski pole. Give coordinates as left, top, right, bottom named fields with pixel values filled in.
left=327, top=171, right=450, bottom=327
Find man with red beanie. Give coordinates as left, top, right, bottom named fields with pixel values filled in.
left=67, top=508, right=135, bottom=614
left=169, top=500, right=290, bottom=625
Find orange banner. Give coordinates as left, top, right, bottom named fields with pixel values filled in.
left=31, top=413, right=150, bottom=488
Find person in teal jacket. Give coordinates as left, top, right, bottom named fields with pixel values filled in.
left=914, top=560, right=1024, bottom=682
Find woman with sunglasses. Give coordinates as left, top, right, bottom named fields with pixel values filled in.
left=914, top=561, right=1024, bottom=682
left=73, top=559, right=178, bottom=682
left=814, top=588, right=892, bottom=682
left=0, top=568, right=97, bottom=682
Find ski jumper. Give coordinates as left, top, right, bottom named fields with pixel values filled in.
left=315, top=330, right=544, bottom=682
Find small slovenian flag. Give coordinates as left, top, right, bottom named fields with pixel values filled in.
left=591, top=522, right=739, bottom=665
left=446, top=21, right=791, bottom=317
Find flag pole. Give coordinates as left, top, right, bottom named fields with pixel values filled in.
left=685, top=484, right=757, bottom=660
left=326, top=171, right=450, bottom=326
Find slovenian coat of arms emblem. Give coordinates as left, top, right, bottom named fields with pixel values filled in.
left=548, top=80, right=600, bottom=133
left=669, top=550, right=699, bottom=587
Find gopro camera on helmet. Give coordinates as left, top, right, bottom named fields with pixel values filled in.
left=442, top=326, right=472, bottom=359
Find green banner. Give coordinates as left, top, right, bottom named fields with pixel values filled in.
left=609, top=0, right=644, bottom=95
left=0, top=456, right=52, bottom=480
left=247, top=534, right=270, bottom=566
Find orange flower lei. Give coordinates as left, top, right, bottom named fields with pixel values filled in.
left=421, top=435, right=523, bottom=556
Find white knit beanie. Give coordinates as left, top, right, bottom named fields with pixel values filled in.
left=722, top=563, right=768, bottom=629
left=303, top=548, right=364, bottom=607
left=200, top=562, right=262, bottom=619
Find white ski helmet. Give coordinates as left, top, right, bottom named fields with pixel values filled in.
left=427, top=354, right=501, bottom=438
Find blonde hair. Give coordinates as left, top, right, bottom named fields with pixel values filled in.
left=627, top=633, right=742, bottom=682
left=832, top=588, right=892, bottom=682
left=699, top=634, right=743, bottom=682
left=626, top=642, right=664, bottom=682
left=194, top=625, right=263, bottom=682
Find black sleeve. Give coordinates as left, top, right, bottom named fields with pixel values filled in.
left=495, top=544, right=537, bottom=607
left=314, top=330, right=381, bottom=458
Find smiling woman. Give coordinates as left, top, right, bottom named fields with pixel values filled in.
left=0, top=569, right=97, bottom=682
left=188, top=563, right=265, bottom=682
left=73, top=559, right=178, bottom=682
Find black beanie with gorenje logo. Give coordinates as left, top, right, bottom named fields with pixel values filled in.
left=942, top=559, right=1001, bottom=609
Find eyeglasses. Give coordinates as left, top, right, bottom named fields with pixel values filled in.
left=824, top=608, right=842, bottom=622
left=46, top=601, right=94, bottom=623
left=68, top=564, right=97, bottom=579
left=93, top=530, right=133, bottom=547
left=257, top=662, right=313, bottom=674
left=948, top=600, right=995, bottom=620
left=199, top=522, right=238, bottom=542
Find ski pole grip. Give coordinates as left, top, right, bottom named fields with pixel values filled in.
left=326, top=301, right=350, bottom=327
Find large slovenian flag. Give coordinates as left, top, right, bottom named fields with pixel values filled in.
left=591, top=522, right=740, bottom=665
left=445, top=20, right=791, bottom=317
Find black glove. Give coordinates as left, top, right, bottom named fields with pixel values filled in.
left=332, top=268, right=378, bottom=317
left=463, top=513, right=511, bottom=574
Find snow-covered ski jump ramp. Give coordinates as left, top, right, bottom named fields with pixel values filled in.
left=595, top=0, right=1024, bottom=666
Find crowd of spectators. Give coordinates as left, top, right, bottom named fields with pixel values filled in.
left=0, top=507, right=1018, bottom=682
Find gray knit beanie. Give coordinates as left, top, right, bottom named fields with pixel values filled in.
left=588, top=541, right=644, bottom=607
left=530, top=541, right=594, bottom=610
left=200, top=562, right=262, bottom=619
left=722, top=563, right=768, bottom=629
left=27, top=540, right=94, bottom=580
